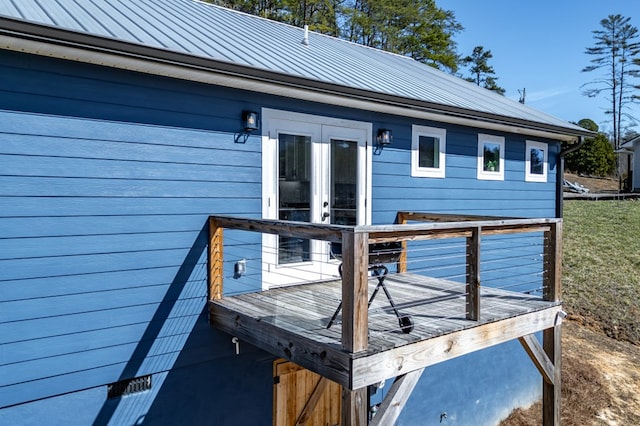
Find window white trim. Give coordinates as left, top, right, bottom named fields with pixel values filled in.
left=525, top=140, right=548, bottom=182
left=477, top=134, right=505, bottom=181
left=411, top=125, right=446, bottom=178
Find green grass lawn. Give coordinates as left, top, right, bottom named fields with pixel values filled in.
left=563, top=200, right=640, bottom=344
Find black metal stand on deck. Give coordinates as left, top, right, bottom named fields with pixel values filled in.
left=326, top=243, right=414, bottom=334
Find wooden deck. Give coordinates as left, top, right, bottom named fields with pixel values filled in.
left=207, top=213, right=564, bottom=424
left=210, top=272, right=562, bottom=390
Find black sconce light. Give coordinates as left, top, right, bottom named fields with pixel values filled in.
left=375, top=128, right=393, bottom=153
left=235, top=110, right=259, bottom=143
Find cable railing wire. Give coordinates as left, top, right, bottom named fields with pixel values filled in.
left=209, top=220, right=556, bottom=342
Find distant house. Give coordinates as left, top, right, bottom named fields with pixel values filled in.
left=0, top=1, right=591, bottom=425
left=620, top=135, right=639, bottom=192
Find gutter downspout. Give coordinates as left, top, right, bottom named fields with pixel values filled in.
left=556, top=136, right=585, bottom=218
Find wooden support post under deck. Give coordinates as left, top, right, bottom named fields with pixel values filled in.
left=466, top=227, right=481, bottom=320
left=208, top=217, right=224, bottom=302
left=342, top=387, right=368, bottom=426
left=543, top=325, right=562, bottom=425
left=542, top=221, right=562, bottom=425
left=340, top=230, right=369, bottom=425
left=369, top=368, right=425, bottom=426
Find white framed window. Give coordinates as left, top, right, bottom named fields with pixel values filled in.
left=525, top=140, right=548, bottom=182
left=477, top=134, right=505, bottom=181
left=411, top=125, right=446, bottom=178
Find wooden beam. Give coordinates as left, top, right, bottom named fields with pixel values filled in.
left=518, top=334, right=555, bottom=385
left=210, top=302, right=353, bottom=388
left=466, top=227, right=481, bottom=321
left=341, top=231, right=370, bottom=353
left=396, top=211, right=517, bottom=222
left=543, top=221, right=562, bottom=302
left=209, top=215, right=345, bottom=242
left=350, top=306, right=561, bottom=389
left=213, top=300, right=562, bottom=391
left=369, top=229, right=472, bottom=243
left=209, top=214, right=557, bottom=248
left=295, top=377, right=329, bottom=426
left=361, top=217, right=559, bottom=236
left=208, top=216, right=223, bottom=302
left=370, top=369, right=425, bottom=426
left=543, top=325, right=562, bottom=425
left=341, top=387, right=368, bottom=426
left=367, top=224, right=551, bottom=244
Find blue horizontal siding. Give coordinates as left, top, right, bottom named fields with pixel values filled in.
left=0, top=197, right=258, bottom=217
left=371, top=126, right=559, bottom=222
left=0, top=96, right=263, bottom=408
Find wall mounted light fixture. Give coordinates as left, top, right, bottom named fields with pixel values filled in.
left=375, top=128, right=393, bottom=153
left=235, top=110, right=259, bottom=143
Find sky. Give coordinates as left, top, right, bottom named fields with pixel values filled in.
left=439, top=0, right=640, bottom=136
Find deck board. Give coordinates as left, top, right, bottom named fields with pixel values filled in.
left=210, top=272, right=561, bottom=388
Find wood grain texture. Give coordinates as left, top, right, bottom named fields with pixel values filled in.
left=466, top=227, right=481, bottom=321
left=340, top=231, right=370, bottom=353
left=208, top=217, right=223, bottom=301
left=211, top=271, right=562, bottom=390
left=273, top=360, right=341, bottom=426
left=543, top=325, right=562, bottom=425
left=543, top=221, right=563, bottom=302
left=519, top=333, right=555, bottom=385
left=370, top=368, right=425, bottom=426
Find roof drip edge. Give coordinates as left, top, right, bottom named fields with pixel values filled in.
left=0, top=17, right=592, bottom=141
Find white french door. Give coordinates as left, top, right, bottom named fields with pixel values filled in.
left=262, top=109, right=372, bottom=289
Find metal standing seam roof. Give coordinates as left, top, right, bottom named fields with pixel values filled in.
left=0, top=0, right=590, bottom=138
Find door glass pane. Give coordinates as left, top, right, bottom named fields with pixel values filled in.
left=278, top=133, right=311, bottom=264
left=330, top=139, right=357, bottom=258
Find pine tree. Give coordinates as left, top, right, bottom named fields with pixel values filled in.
left=341, top=0, right=462, bottom=72
left=582, top=15, right=640, bottom=150
left=463, top=46, right=505, bottom=95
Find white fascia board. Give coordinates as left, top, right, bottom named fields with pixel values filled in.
left=1, top=34, right=579, bottom=142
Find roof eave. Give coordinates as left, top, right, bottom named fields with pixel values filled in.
left=0, top=16, right=592, bottom=141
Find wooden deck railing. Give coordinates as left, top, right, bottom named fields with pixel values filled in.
left=207, top=212, right=562, bottom=354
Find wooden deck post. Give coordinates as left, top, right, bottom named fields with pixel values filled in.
left=543, top=221, right=562, bottom=303
left=208, top=216, right=224, bottom=303
left=466, top=227, right=481, bottom=320
left=542, top=221, right=562, bottom=425
left=397, top=212, right=408, bottom=273
left=341, top=230, right=369, bottom=425
left=340, top=230, right=370, bottom=353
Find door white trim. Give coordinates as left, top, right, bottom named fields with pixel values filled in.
left=261, top=108, right=372, bottom=289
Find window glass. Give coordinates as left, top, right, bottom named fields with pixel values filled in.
left=412, top=125, right=446, bottom=178
left=477, top=134, right=505, bottom=180
left=419, top=135, right=439, bottom=168
left=483, top=142, right=501, bottom=172
left=530, top=147, right=544, bottom=174
left=525, top=141, right=547, bottom=182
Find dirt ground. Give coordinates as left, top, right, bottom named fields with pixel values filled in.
left=501, top=174, right=640, bottom=425
left=500, top=320, right=640, bottom=426
left=563, top=173, right=620, bottom=193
